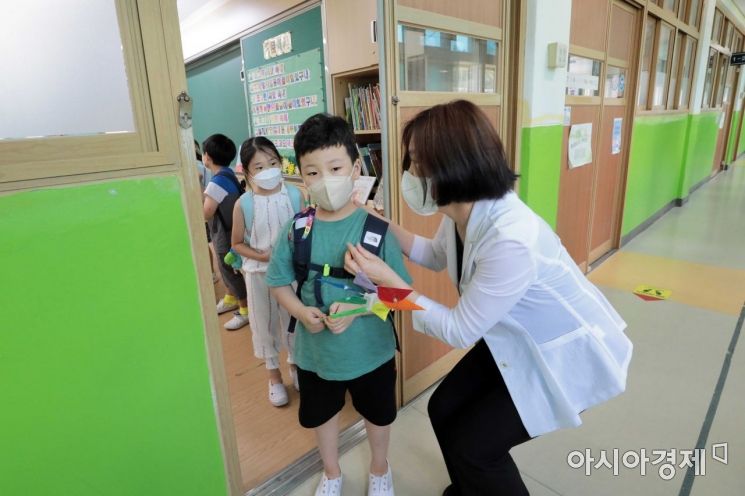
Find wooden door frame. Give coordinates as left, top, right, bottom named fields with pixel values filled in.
left=731, top=67, right=745, bottom=162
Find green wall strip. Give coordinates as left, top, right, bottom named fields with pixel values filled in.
left=622, top=113, right=689, bottom=236
left=725, top=110, right=740, bottom=164
left=738, top=112, right=745, bottom=157
left=187, top=46, right=250, bottom=167
left=681, top=112, right=719, bottom=194
left=518, top=125, right=563, bottom=230
left=0, top=177, right=227, bottom=496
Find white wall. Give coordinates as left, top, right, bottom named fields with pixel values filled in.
left=178, top=0, right=305, bottom=61
left=521, top=0, right=572, bottom=127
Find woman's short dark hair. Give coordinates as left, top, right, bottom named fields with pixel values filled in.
left=240, top=136, right=282, bottom=168
left=401, top=100, right=517, bottom=206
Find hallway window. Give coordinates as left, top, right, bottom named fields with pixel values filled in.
left=652, top=22, right=674, bottom=109
left=398, top=24, right=499, bottom=94
left=566, top=55, right=601, bottom=97
left=677, top=37, right=696, bottom=109
left=638, top=16, right=656, bottom=108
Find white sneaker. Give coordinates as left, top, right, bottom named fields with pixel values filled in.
left=315, top=473, right=343, bottom=496
left=216, top=298, right=238, bottom=314
left=290, top=366, right=300, bottom=391
left=368, top=461, right=394, bottom=496
left=224, top=312, right=249, bottom=330
left=269, top=381, right=289, bottom=407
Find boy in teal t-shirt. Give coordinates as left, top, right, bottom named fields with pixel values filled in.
left=266, top=114, right=410, bottom=496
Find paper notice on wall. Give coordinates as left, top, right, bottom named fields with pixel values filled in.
left=612, top=118, right=622, bottom=155
left=566, top=73, right=599, bottom=96
left=568, top=123, right=592, bottom=168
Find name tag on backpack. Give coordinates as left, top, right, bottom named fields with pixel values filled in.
left=295, top=217, right=308, bottom=230
left=363, top=231, right=382, bottom=248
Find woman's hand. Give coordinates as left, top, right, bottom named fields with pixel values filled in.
left=299, top=306, right=326, bottom=333
left=324, top=302, right=359, bottom=334
left=345, top=243, right=410, bottom=288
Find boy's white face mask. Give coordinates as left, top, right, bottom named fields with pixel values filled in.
left=253, top=167, right=282, bottom=190
left=401, top=170, right=438, bottom=216
left=309, top=168, right=355, bottom=212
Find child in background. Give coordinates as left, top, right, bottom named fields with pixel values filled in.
left=266, top=114, right=411, bottom=496
left=194, top=139, right=217, bottom=284
left=231, top=137, right=304, bottom=406
left=202, top=133, right=249, bottom=330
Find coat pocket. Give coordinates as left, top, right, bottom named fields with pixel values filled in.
left=538, top=325, right=627, bottom=413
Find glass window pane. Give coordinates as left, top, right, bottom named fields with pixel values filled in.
left=605, top=66, right=626, bottom=98
left=679, top=38, right=696, bottom=108
left=638, top=17, right=656, bottom=107
left=566, top=55, right=602, bottom=97
left=715, top=54, right=728, bottom=106
left=398, top=25, right=499, bottom=93
left=688, top=0, right=701, bottom=28
left=702, top=48, right=717, bottom=108
left=662, top=0, right=676, bottom=11
left=712, top=11, right=723, bottom=43
left=0, top=1, right=135, bottom=140
left=652, top=23, right=674, bottom=108
left=667, top=32, right=684, bottom=109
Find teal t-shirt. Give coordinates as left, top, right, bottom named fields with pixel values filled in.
left=265, top=208, right=412, bottom=381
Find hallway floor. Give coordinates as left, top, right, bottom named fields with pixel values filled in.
left=287, top=163, right=745, bottom=495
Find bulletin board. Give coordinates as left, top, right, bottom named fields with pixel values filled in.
left=241, top=6, right=327, bottom=165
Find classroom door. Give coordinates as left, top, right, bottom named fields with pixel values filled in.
left=558, top=0, right=641, bottom=269
left=0, top=1, right=241, bottom=495
left=587, top=1, right=640, bottom=264
left=711, top=54, right=734, bottom=174
left=385, top=0, right=511, bottom=403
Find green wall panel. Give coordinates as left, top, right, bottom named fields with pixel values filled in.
left=187, top=46, right=249, bottom=167
left=725, top=110, right=740, bottom=164
left=738, top=111, right=745, bottom=157
left=0, top=177, right=227, bottom=496
left=621, top=113, right=689, bottom=236
left=681, top=111, right=719, bottom=194
left=518, top=125, right=563, bottom=230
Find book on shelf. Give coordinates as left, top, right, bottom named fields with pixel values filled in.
left=344, top=82, right=381, bottom=132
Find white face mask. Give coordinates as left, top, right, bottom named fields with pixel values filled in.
left=401, top=170, right=438, bottom=216
left=309, top=168, right=355, bottom=212
left=253, top=167, right=282, bottom=190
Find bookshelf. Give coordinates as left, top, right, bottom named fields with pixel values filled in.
left=332, top=66, right=381, bottom=135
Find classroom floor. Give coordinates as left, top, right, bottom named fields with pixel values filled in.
left=287, top=162, right=745, bottom=496
left=212, top=271, right=361, bottom=491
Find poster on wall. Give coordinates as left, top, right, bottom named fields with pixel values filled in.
left=568, top=123, right=592, bottom=168
left=246, top=48, right=325, bottom=166
left=612, top=118, right=622, bottom=155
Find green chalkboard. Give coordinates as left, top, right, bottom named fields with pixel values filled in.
left=187, top=46, right=250, bottom=168
left=241, top=6, right=327, bottom=164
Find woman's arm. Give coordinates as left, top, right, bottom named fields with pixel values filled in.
left=412, top=239, right=536, bottom=348
left=230, top=201, right=270, bottom=262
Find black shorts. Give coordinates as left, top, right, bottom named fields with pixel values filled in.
left=297, top=358, right=397, bottom=428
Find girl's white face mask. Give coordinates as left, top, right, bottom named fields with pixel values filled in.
left=253, top=167, right=282, bottom=190
left=401, top=170, right=438, bottom=216
left=309, top=168, right=355, bottom=211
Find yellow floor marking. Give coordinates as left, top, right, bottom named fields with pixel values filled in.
left=589, top=251, right=745, bottom=316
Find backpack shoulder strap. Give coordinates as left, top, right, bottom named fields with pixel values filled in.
left=239, top=191, right=254, bottom=240
left=287, top=206, right=316, bottom=333
left=360, top=213, right=389, bottom=257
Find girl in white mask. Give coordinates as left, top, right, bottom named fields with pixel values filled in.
left=230, top=137, right=304, bottom=407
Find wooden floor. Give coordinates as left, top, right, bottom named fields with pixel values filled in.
left=212, top=275, right=361, bottom=491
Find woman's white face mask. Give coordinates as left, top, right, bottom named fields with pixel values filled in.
left=308, top=168, right=355, bottom=212
left=401, top=170, right=438, bottom=216
left=253, top=166, right=282, bottom=190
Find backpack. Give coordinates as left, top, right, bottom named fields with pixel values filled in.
left=239, top=184, right=303, bottom=240
left=286, top=207, right=400, bottom=349
left=213, top=168, right=245, bottom=233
